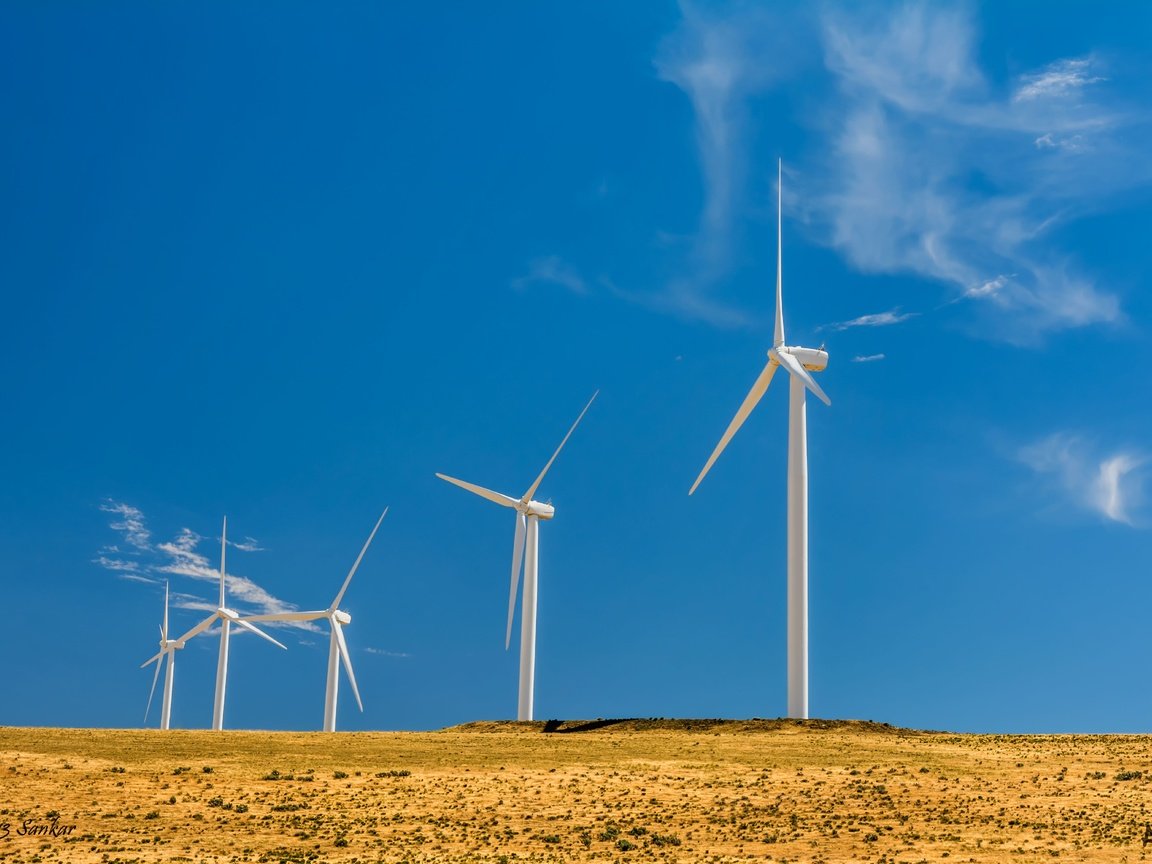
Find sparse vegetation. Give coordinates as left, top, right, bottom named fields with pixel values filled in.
left=0, top=721, right=1148, bottom=863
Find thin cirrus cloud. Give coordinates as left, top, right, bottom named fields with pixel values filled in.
left=823, top=308, right=917, bottom=331
left=851, top=353, right=886, bottom=363
left=637, top=2, right=1147, bottom=340
left=810, top=3, right=1143, bottom=343
left=95, top=500, right=317, bottom=632
left=1016, top=434, right=1147, bottom=526
left=510, top=256, right=588, bottom=295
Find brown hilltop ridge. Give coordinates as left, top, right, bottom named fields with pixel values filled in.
left=447, top=716, right=916, bottom=734
left=2, top=722, right=1149, bottom=863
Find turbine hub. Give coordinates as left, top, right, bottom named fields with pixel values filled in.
left=774, top=345, right=829, bottom=372
left=523, top=500, right=555, bottom=520
left=334, top=610, right=352, bottom=625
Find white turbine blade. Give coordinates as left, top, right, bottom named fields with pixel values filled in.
left=229, top=616, right=288, bottom=650
left=774, top=158, right=785, bottom=349
left=505, top=511, right=527, bottom=650
left=436, top=473, right=519, bottom=509
left=521, top=390, right=598, bottom=505
left=163, top=581, right=169, bottom=641
left=331, top=507, right=387, bottom=612
left=140, top=650, right=163, bottom=669
left=689, top=360, right=779, bottom=495
left=173, top=612, right=218, bottom=645
left=241, top=610, right=326, bottom=623
left=219, top=515, right=227, bottom=609
left=144, top=654, right=163, bottom=722
left=333, top=622, right=363, bottom=712
left=773, top=349, right=831, bottom=406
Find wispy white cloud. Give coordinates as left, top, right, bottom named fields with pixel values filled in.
left=364, top=647, right=411, bottom=658
left=99, top=500, right=151, bottom=551
left=824, top=308, right=917, bottom=331
left=807, top=5, right=1140, bottom=342
left=511, top=256, right=588, bottom=295
left=1017, top=434, right=1148, bottom=526
left=96, top=501, right=316, bottom=632
left=851, top=353, right=886, bottom=363
left=1014, top=58, right=1104, bottom=103
left=642, top=1, right=813, bottom=327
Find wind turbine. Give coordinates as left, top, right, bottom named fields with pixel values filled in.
left=141, top=581, right=184, bottom=730
left=175, top=516, right=287, bottom=730
left=242, top=508, right=387, bottom=732
left=689, top=160, right=830, bottom=720
left=437, top=392, right=597, bottom=722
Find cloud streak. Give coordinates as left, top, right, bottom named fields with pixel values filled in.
left=643, top=2, right=813, bottom=328
left=824, top=308, right=917, bottom=331
left=807, top=4, right=1140, bottom=342
left=1017, top=434, right=1148, bottom=526
left=510, top=256, right=588, bottom=295
left=96, top=501, right=318, bottom=632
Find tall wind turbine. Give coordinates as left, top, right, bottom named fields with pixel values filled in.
left=243, top=508, right=387, bottom=732
left=175, top=516, right=287, bottom=730
left=437, top=392, right=597, bottom=722
left=141, top=581, right=184, bottom=730
left=689, top=160, right=831, bottom=720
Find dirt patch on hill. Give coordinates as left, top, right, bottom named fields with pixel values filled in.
left=446, top=717, right=919, bottom=735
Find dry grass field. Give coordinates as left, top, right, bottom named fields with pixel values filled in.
left=1, top=719, right=1150, bottom=863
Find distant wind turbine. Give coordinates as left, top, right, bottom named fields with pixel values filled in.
left=243, top=508, right=387, bottom=732
left=140, top=581, right=184, bottom=730
left=690, top=160, right=831, bottom=720
left=174, top=516, right=287, bottom=730
left=437, top=392, right=597, bottom=721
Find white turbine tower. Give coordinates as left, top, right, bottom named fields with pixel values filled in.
left=437, top=392, right=597, bottom=722
left=689, top=160, right=831, bottom=720
left=141, top=581, right=184, bottom=730
left=243, top=508, right=387, bottom=732
left=176, top=516, right=287, bottom=730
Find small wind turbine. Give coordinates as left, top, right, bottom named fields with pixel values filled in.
left=437, top=392, right=597, bottom=722
left=141, top=581, right=184, bottom=730
left=174, top=516, right=287, bottom=730
left=242, top=508, right=387, bottom=732
left=689, top=160, right=831, bottom=720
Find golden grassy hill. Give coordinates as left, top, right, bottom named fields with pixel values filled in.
left=2, top=719, right=1150, bottom=863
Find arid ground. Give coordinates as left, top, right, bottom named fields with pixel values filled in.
left=1, top=719, right=1149, bottom=863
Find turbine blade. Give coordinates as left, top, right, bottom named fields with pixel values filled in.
left=140, top=650, right=164, bottom=669
left=689, top=360, right=778, bottom=495
left=333, top=622, right=363, bottom=712
left=173, top=613, right=218, bottom=645
left=521, top=390, right=598, bottom=505
left=773, top=349, right=832, bottom=406
left=774, top=158, right=785, bottom=349
left=331, top=507, right=387, bottom=612
left=436, top=473, right=519, bottom=509
left=230, top=616, right=288, bottom=650
left=219, top=515, right=227, bottom=609
left=163, top=581, right=169, bottom=641
left=144, top=655, right=162, bottom=722
left=505, top=511, right=526, bottom=650
left=241, top=611, right=326, bottom=623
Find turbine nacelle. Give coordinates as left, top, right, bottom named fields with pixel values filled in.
left=521, top=500, right=555, bottom=520
left=333, top=609, right=352, bottom=625
left=774, top=345, right=829, bottom=373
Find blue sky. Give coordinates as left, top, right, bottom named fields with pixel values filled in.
left=2, top=2, right=1150, bottom=734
